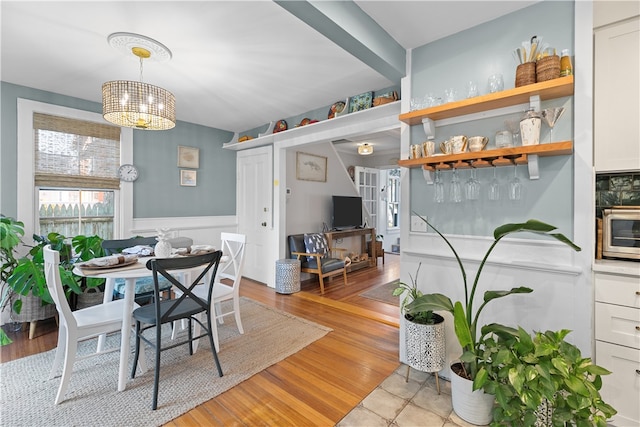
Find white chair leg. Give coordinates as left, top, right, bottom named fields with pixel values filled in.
left=54, top=333, right=77, bottom=404
left=210, top=311, right=220, bottom=352
left=171, top=321, right=179, bottom=340
left=49, top=324, right=67, bottom=379
left=135, top=326, right=148, bottom=374
left=192, top=314, right=201, bottom=353
left=233, top=298, right=244, bottom=334
left=170, top=318, right=188, bottom=340
left=215, top=301, right=224, bottom=325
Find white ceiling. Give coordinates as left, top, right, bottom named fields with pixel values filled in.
left=1, top=0, right=537, bottom=151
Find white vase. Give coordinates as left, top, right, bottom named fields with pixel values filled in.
left=450, top=362, right=494, bottom=425
left=155, top=239, right=172, bottom=258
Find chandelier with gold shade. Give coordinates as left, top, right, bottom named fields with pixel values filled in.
left=102, top=33, right=176, bottom=131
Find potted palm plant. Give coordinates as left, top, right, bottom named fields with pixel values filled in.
left=393, top=263, right=446, bottom=393
left=406, top=215, right=581, bottom=424
left=476, top=326, right=616, bottom=426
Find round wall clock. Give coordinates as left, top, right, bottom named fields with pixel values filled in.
left=118, top=164, right=139, bottom=182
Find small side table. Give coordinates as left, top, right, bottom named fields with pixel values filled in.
left=275, top=259, right=301, bottom=294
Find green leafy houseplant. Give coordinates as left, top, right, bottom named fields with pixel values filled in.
left=476, top=326, right=616, bottom=426
left=406, top=215, right=582, bottom=381
left=0, top=215, right=26, bottom=345
left=394, top=262, right=446, bottom=388
left=6, top=232, right=82, bottom=309
left=393, top=263, right=437, bottom=325
left=0, top=219, right=107, bottom=345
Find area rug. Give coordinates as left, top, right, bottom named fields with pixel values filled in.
left=359, top=280, right=400, bottom=306
left=0, top=297, right=331, bottom=427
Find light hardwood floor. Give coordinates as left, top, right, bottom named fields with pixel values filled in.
left=1, top=254, right=401, bottom=426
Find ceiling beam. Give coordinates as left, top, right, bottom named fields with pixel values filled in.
left=275, top=0, right=406, bottom=83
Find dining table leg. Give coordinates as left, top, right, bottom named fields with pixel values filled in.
left=117, top=277, right=147, bottom=391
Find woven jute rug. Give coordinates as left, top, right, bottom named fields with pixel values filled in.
left=359, top=280, right=400, bottom=306
left=0, top=297, right=331, bottom=427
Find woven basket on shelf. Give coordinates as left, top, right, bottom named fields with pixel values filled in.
left=515, top=62, right=536, bottom=87
left=536, top=55, right=560, bottom=82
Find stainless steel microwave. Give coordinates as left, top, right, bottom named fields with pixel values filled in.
left=602, top=208, right=640, bottom=260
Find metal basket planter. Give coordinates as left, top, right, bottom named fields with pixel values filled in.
left=404, top=313, right=446, bottom=373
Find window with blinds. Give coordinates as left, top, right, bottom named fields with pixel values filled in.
left=34, top=113, right=120, bottom=239
left=34, top=113, right=120, bottom=189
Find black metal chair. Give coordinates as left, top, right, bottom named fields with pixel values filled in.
left=130, top=250, right=224, bottom=410
left=102, top=236, right=172, bottom=304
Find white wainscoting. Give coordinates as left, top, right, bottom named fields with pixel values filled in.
left=130, top=215, right=237, bottom=249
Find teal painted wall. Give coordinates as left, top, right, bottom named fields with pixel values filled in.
left=408, top=1, right=575, bottom=237
left=0, top=82, right=235, bottom=218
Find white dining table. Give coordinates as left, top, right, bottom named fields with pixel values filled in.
left=73, top=254, right=221, bottom=392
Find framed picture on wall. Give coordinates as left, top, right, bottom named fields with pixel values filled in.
left=178, top=146, right=199, bottom=169
left=296, top=152, right=327, bottom=182
left=180, top=170, right=197, bottom=186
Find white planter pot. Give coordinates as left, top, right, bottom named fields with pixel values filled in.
left=450, top=363, right=494, bottom=425
left=404, top=313, right=446, bottom=373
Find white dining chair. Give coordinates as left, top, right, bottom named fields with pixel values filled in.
left=176, top=233, right=246, bottom=351
left=44, top=245, right=139, bottom=404
left=210, top=233, right=246, bottom=343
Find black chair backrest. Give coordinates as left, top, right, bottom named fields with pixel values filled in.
left=288, top=234, right=306, bottom=259
left=146, top=250, right=223, bottom=322
left=102, top=236, right=159, bottom=255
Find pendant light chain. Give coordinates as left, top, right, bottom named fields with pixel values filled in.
left=139, top=56, right=144, bottom=83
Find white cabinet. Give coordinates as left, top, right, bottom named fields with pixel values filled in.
left=596, top=341, right=640, bottom=426
left=594, top=271, right=640, bottom=425
left=594, top=17, right=640, bottom=172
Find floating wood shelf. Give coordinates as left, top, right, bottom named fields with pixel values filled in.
left=399, top=76, right=574, bottom=125
left=399, top=141, right=573, bottom=180
left=398, top=141, right=573, bottom=170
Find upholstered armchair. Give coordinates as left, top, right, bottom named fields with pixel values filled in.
left=288, top=233, right=348, bottom=294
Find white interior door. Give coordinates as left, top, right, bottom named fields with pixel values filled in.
left=355, top=166, right=378, bottom=229
left=237, top=146, right=273, bottom=284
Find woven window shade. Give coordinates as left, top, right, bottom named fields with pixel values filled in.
left=34, top=113, right=121, bottom=189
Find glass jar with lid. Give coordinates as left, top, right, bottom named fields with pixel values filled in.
left=520, top=109, right=541, bottom=146
left=495, top=130, right=513, bottom=148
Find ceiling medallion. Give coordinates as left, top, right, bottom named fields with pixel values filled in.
left=107, top=32, right=172, bottom=62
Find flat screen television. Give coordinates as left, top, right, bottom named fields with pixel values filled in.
left=332, top=195, right=363, bottom=230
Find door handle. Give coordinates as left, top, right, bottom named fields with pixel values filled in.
left=261, top=222, right=267, bottom=227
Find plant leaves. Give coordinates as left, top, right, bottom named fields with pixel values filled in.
left=493, top=219, right=581, bottom=252
left=584, top=364, right=611, bottom=376
left=0, top=328, right=13, bottom=345
left=473, top=367, right=488, bottom=390
left=453, top=301, right=472, bottom=350
left=406, top=293, right=454, bottom=314
left=565, top=375, right=590, bottom=397
left=484, top=287, right=533, bottom=303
